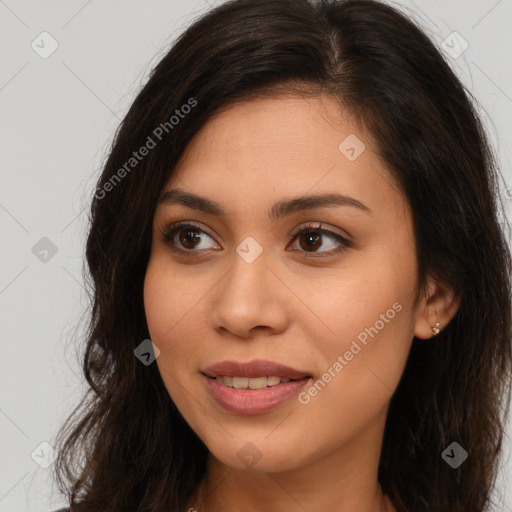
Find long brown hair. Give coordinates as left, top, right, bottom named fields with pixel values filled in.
left=52, top=1, right=512, bottom=510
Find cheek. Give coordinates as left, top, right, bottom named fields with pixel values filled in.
left=144, top=268, right=172, bottom=341
left=294, top=297, right=413, bottom=454
left=293, top=254, right=415, bottom=410
left=289, top=258, right=410, bottom=355
left=143, top=259, right=210, bottom=385
left=143, top=258, right=200, bottom=341
left=143, top=261, right=189, bottom=385
left=143, top=262, right=195, bottom=411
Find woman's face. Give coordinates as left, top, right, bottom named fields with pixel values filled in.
left=144, top=94, right=425, bottom=473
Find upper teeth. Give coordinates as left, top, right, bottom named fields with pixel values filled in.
left=215, top=376, right=292, bottom=389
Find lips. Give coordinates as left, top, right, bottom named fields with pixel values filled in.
left=202, top=359, right=311, bottom=380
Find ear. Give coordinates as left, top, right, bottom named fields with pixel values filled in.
left=413, top=275, right=461, bottom=340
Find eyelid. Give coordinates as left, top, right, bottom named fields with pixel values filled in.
left=289, top=221, right=352, bottom=241
left=167, top=220, right=216, bottom=239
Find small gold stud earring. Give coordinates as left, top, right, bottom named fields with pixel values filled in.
left=432, top=321, right=441, bottom=335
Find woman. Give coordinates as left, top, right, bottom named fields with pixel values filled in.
left=51, top=0, right=512, bottom=511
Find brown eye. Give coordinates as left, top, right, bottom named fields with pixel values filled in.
left=288, top=223, right=352, bottom=256
left=163, top=222, right=219, bottom=254
left=177, top=227, right=202, bottom=249
left=298, top=231, right=323, bottom=251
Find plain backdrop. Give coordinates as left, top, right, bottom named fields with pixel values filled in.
left=0, top=0, right=511, bottom=510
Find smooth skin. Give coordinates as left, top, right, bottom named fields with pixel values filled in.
left=143, top=94, right=460, bottom=512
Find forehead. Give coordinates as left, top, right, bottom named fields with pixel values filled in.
left=161, top=94, right=407, bottom=223
left=176, top=94, right=366, bottom=169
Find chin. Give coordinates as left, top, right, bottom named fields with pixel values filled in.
left=205, top=436, right=309, bottom=474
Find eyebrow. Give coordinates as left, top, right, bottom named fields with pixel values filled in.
left=157, top=188, right=371, bottom=221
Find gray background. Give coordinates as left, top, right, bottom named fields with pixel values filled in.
left=0, top=0, right=511, bottom=510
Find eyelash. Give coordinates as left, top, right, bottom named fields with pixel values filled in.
left=162, top=221, right=352, bottom=258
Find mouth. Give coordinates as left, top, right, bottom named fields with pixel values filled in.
left=201, top=359, right=313, bottom=414
left=203, top=373, right=312, bottom=415
left=204, top=375, right=310, bottom=389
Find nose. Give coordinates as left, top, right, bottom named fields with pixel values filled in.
left=209, top=249, right=289, bottom=339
